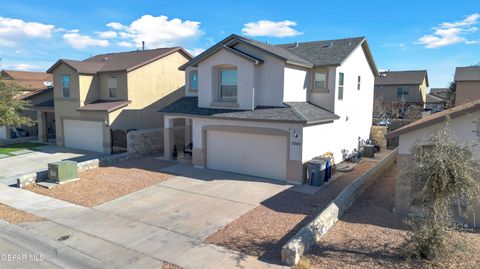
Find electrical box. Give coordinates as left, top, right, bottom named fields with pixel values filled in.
left=48, top=161, right=78, bottom=182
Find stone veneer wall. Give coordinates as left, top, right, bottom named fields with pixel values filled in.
left=281, top=149, right=398, bottom=265
left=127, top=127, right=185, bottom=157
left=370, top=126, right=387, bottom=150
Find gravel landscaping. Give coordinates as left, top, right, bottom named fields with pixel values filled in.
left=0, top=203, right=43, bottom=224
left=298, top=165, right=480, bottom=269
left=206, top=159, right=379, bottom=264
left=25, top=156, right=175, bottom=207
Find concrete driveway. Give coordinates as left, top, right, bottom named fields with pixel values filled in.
left=95, top=163, right=292, bottom=240
left=0, top=144, right=104, bottom=185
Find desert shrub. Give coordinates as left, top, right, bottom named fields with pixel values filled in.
left=402, top=127, right=480, bottom=260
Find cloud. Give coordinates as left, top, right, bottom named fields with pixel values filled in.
left=106, top=15, right=202, bottom=48
left=8, top=63, right=39, bottom=71
left=96, top=30, right=117, bottom=39
left=0, top=17, right=55, bottom=47
left=417, top=13, right=480, bottom=48
left=380, top=42, right=407, bottom=50
left=63, top=33, right=109, bottom=49
left=117, top=41, right=134, bottom=48
left=187, top=48, right=205, bottom=56
left=242, top=20, right=302, bottom=37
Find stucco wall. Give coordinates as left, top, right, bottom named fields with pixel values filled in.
left=283, top=64, right=308, bottom=102
left=455, top=81, right=480, bottom=105
left=374, top=84, right=423, bottom=104
left=308, top=66, right=336, bottom=112
left=98, top=71, right=128, bottom=101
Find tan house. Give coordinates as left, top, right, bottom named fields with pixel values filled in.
left=454, top=66, right=480, bottom=106
left=0, top=70, right=53, bottom=93
left=374, top=70, right=429, bottom=107
left=47, top=47, right=191, bottom=153
left=386, top=99, right=480, bottom=228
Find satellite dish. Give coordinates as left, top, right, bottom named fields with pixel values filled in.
left=43, top=81, right=53, bottom=87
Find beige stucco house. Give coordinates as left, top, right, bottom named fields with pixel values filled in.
left=386, top=99, right=480, bottom=228
left=374, top=70, right=429, bottom=108
left=47, top=47, right=191, bottom=153
left=455, top=66, right=480, bottom=106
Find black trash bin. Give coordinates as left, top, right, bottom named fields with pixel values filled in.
left=307, top=160, right=326, bottom=186
left=363, top=144, right=375, bottom=158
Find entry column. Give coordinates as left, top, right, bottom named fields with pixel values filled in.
left=163, top=118, right=175, bottom=160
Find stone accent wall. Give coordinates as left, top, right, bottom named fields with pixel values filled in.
left=127, top=128, right=164, bottom=156
left=370, top=126, right=387, bottom=150
left=281, top=149, right=398, bottom=266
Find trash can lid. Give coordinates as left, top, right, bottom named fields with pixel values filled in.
left=308, top=159, right=325, bottom=164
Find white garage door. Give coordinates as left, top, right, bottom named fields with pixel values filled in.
left=63, top=119, right=104, bottom=153
left=206, top=130, right=288, bottom=181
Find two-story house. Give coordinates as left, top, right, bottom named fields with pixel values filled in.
left=454, top=65, right=480, bottom=106
left=160, top=34, right=378, bottom=184
left=47, top=47, right=191, bottom=153
left=374, top=70, right=429, bottom=109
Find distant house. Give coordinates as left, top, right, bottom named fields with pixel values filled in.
left=454, top=66, right=480, bottom=105
left=0, top=70, right=54, bottom=140
left=374, top=70, right=429, bottom=108
left=429, top=87, right=449, bottom=99
left=425, top=93, right=446, bottom=113
left=160, top=34, right=378, bottom=183
left=386, top=99, right=480, bottom=228
left=47, top=48, right=191, bottom=153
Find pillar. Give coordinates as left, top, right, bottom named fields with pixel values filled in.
left=164, top=118, right=175, bottom=160
left=37, top=111, right=47, bottom=143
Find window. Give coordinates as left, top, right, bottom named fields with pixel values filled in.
left=357, top=76, right=361, bottom=90
left=338, top=72, right=344, bottom=100
left=314, top=71, right=327, bottom=90
left=219, top=67, right=237, bottom=101
left=61, top=75, right=70, bottom=98
left=189, top=70, right=198, bottom=91
left=397, top=87, right=409, bottom=98
left=108, top=75, right=118, bottom=98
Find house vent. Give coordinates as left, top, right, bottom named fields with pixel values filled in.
left=323, top=42, right=333, bottom=48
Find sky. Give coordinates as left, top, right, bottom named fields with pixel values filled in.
left=0, top=1, right=479, bottom=88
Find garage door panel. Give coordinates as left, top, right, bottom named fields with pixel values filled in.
left=206, top=130, right=287, bottom=181
left=63, top=120, right=104, bottom=153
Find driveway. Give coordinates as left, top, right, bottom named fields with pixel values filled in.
left=0, top=144, right=104, bottom=185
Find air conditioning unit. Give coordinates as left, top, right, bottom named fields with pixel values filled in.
left=48, top=161, right=78, bottom=183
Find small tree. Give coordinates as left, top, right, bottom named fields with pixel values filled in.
left=0, top=81, right=34, bottom=127
left=403, top=127, right=480, bottom=260
left=445, top=82, right=456, bottom=108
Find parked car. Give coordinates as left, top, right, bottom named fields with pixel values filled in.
left=11, top=128, right=29, bottom=138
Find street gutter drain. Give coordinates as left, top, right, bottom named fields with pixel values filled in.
left=57, top=235, right=71, bottom=241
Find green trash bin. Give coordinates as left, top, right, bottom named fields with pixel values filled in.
left=307, top=160, right=326, bottom=186
left=48, top=161, right=78, bottom=183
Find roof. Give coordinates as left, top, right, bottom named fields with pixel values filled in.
left=375, top=70, right=429, bottom=86
left=426, top=93, right=446, bottom=103
left=159, top=97, right=339, bottom=124
left=454, top=66, right=480, bottom=82
left=48, top=47, right=192, bottom=74
left=33, top=100, right=54, bottom=109
left=386, top=98, right=480, bottom=139
left=1, top=70, right=53, bottom=90
left=180, top=34, right=378, bottom=75
left=19, top=87, right=53, bottom=100
left=77, top=100, right=131, bottom=113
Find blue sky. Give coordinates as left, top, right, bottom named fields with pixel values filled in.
left=0, top=0, right=479, bottom=88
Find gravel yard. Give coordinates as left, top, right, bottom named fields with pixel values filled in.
left=299, top=164, right=480, bottom=269
left=25, top=156, right=175, bottom=207
left=0, top=203, right=43, bottom=224
left=206, top=159, right=379, bottom=264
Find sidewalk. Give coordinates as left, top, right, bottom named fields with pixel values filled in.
left=0, top=183, right=285, bottom=269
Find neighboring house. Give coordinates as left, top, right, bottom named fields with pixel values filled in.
left=374, top=70, right=429, bottom=108
left=160, top=34, right=378, bottom=184
left=386, top=99, right=480, bottom=228
left=425, top=93, right=446, bottom=113
left=47, top=47, right=191, bottom=153
left=454, top=66, right=480, bottom=106
left=0, top=70, right=53, bottom=140
left=429, top=87, right=449, bottom=100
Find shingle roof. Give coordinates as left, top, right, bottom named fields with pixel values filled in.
left=19, top=87, right=53, bottom=100
left=1, top=70, right=53, bottom=90
left=386, top=98, right=480, bottom=139
left=375, top=70, right=428, bottom=86
left=277, top=37, right=365, bottom=66
left=454, top=66, right=480, bottom=82
left=426, top=93, right=446, bottom=103
left=159, top=97, right=339, bottom=124
left=33, top=100, right=54, bottom=109
left=77, top=100, right=131, bottom=113
left=48, top=47, right=191, bottom=74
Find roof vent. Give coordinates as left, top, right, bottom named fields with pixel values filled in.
left=294, top=41, right=299, bottom=47
left=348, top=38, right=352, bottom=45
left=103, top=57, right=109, bottom=62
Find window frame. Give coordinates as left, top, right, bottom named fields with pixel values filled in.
left=313, top=70, right=328, bottom=91
left=357, top=75, right=361, bottom=90
left=189, top=70, right=198, bottom=92
left=397, top=87, right=409, bottom=99
left=108, top=75, right=118, bottom=98
left=61, top=75, right=70, bottom=98
left=218, top=66, right=238, bottom=102
left=338, top=72, right=344, bottom=100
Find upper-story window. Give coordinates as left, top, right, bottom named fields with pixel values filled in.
left=338, top=72, right=344, bottom=100
left=61, top=75, right=70, bottom=98
left=314, top=71, right=327, bottom=90
left=189, top=70, right=198, bottom=91
left=108, top=75, right=118, bottom=98
left=397, top=87, right=409, bottom=99
left=219, top=67, right=237, bottom=101
left=357, top=76, right=361, bottom=90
